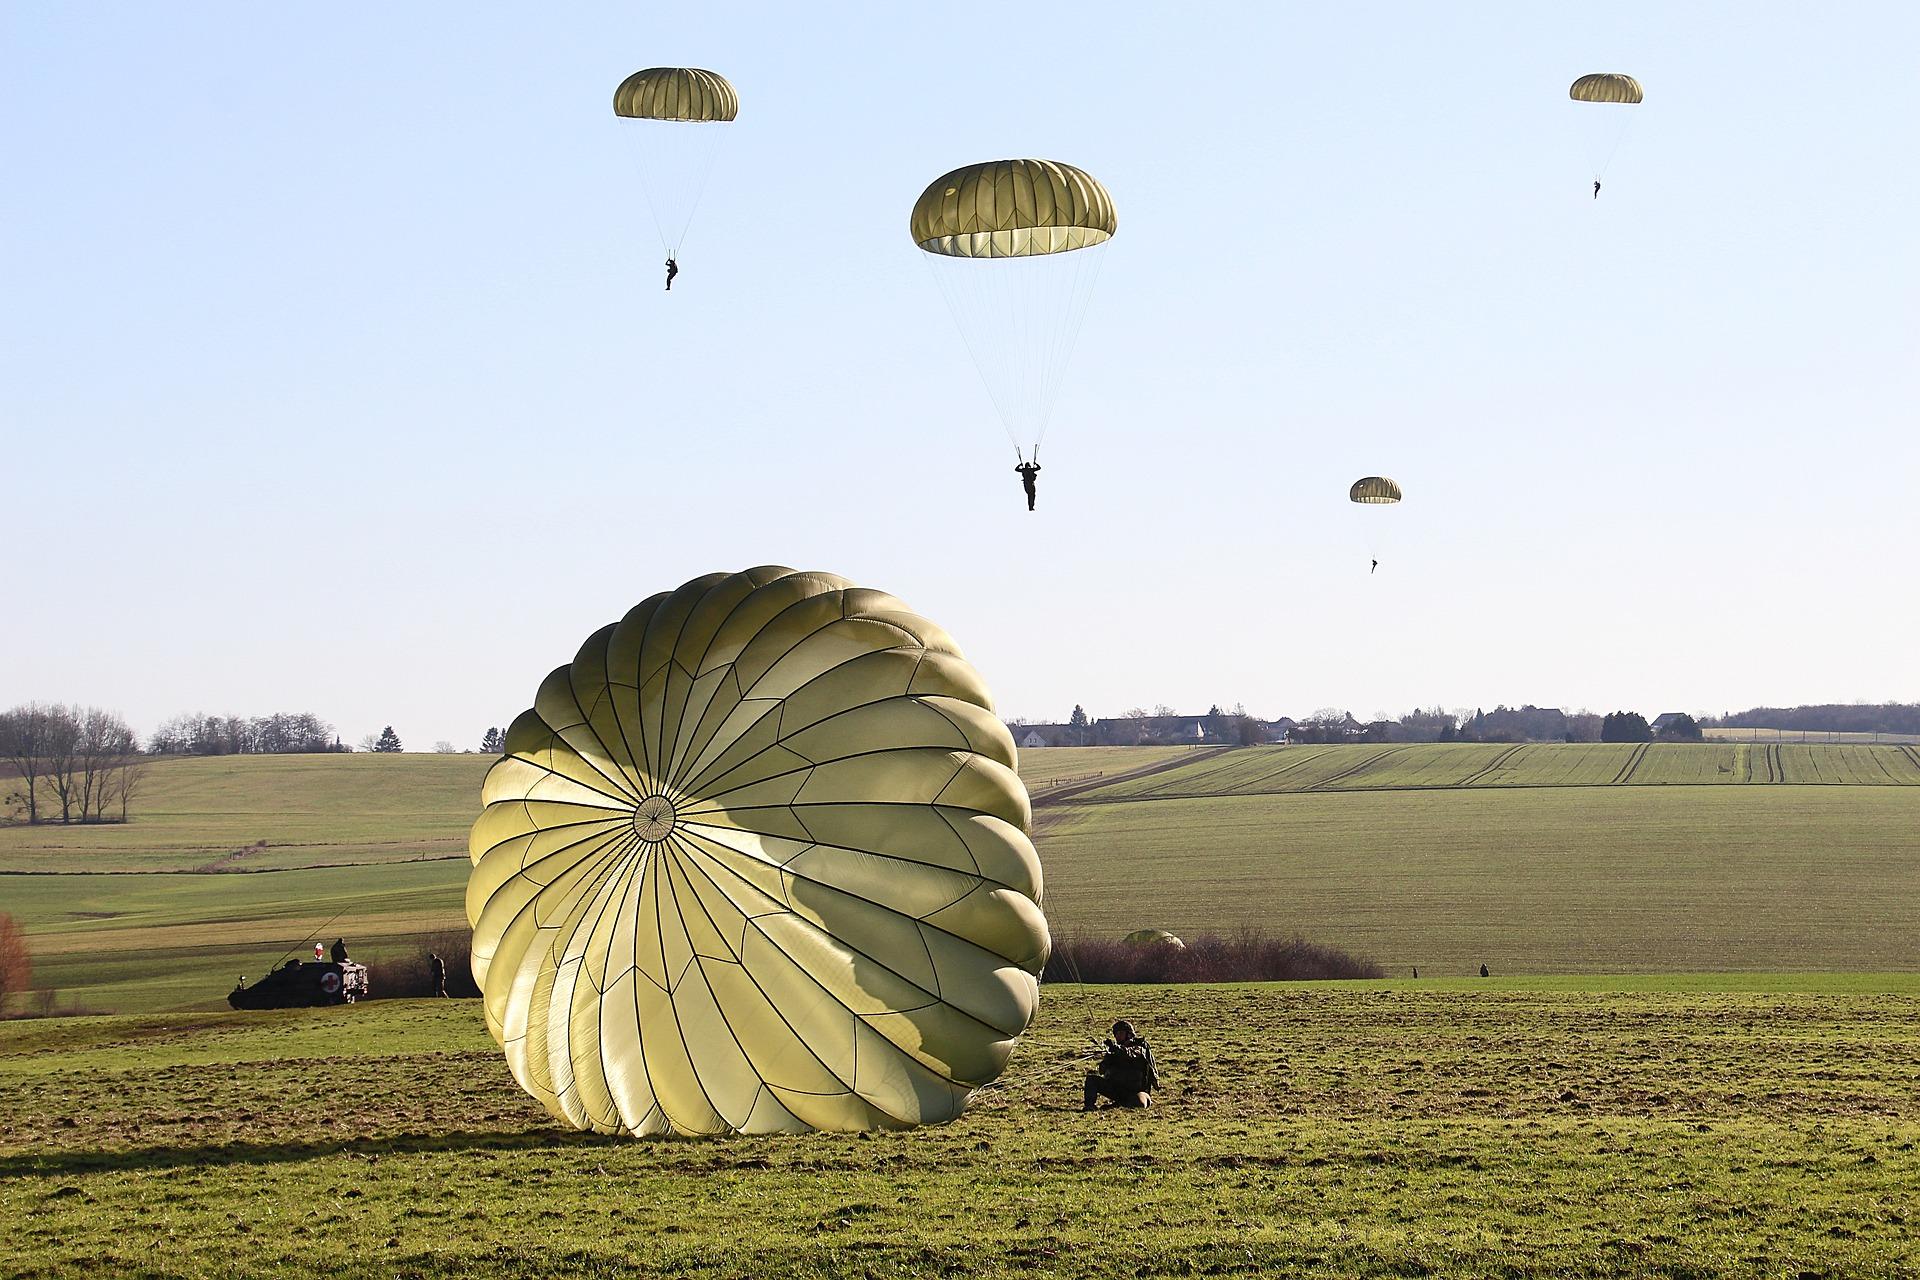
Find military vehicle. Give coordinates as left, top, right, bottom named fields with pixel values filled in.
left=228, top=958, right=369, bottom=1010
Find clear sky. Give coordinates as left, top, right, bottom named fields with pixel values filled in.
left=5, top=2, right=1916, bottom=748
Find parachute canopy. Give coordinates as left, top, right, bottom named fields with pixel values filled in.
left=467, top=566, right=1050, bottom=1137
left=911, top=160, right=1117, bottom=456
left=1123, top=929, right=1185, bottom=950
left=612, top=68, right=738, bottom=256
left=613, top=67, right=739, bottom=121
left=911, top=159, right=1116, bottom=259
left=1350, top=476, right=1403, bottom=505
left=1569, top=73, right=1643, bottom=105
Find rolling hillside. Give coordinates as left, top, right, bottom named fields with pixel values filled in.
left=4, top=744, right=1917, bottom=1011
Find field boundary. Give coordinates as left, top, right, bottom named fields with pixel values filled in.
left=1031, top=748, right=1226, bottom=806
left=0, top=854, right=468, bottom=878
left=1053, top=774, right=1920, bottom=806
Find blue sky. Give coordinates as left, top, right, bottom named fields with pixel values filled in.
left=5, top=2, right=1916, bottom=747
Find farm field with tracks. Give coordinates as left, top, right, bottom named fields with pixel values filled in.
left=5, top=745, right=1918, bottom=1011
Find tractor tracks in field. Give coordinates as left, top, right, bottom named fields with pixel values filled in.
left=1307, top=746, right=1407, bottom=791
left=1609, top=743, right=1650, bottom=785
left=1459, top=744, right=1526, bottom=788
left=1029, top=749, right=1228, bottom=835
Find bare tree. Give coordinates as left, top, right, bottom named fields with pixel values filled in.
left=0, top=703, right=55, bottom=823
left=39, top=705, right=82, bottom=824
left=101, top=751, right=150, bottom=823
left=75, top=707, right=138, bottom=822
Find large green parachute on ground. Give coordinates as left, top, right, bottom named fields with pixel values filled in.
left=911, top=159, right=1117, bottom=456
left=467, top=566, right=1050, bottom=1137
left=612, top=67, right=738, bottom=257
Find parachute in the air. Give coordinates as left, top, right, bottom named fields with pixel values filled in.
left=1123, top=929, right=1185, bottom=950
left=1350, top=477, right=1402, bottom=569
left=1568, top=73, right=1643, bottom=188
left=910, top=159, right=1117, bottom=461
left=613, top=67, right=738, bottom=260
left=467, top=566, right=1051, bottom=1137
left=1349, top=477, right=1402, bottom=505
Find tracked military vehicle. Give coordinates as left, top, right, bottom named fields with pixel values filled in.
left=228, top=958, right=369, bottom=1010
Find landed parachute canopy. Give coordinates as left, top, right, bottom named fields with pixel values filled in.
left=467, top=566, right=1050, bottom=1137
left=613, top=67, right=739, bottom=121
left=1123, top=929, right=1186, bottom=949
left=1350, top=476, right=1403, bottom=505
left=911, top=159, right=1117, bottom=259
left=1569, top=73, right=1643, bottom=104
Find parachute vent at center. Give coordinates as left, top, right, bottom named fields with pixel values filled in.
left=467, top=566, right=1051, bottom=1137
left=911, top=159, right=1117, bottom=259
left=1350, top=476, right=1403, bottom=504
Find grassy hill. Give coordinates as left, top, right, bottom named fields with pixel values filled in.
left=1075, top=741, right=1920, bottom=800
left=3, top=978, right=1916, bottom=1277
left=0, top=753, right=491, bottom=873
left=4, top=744, right=1918, bottom=1012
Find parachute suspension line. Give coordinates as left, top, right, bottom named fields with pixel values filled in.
left=267, top=900, right=356, bottom=972
left=666, top=124, right=725, bottom=257
left=922, top=244, right=1110, bottom=456
left=1593, top=111, right=1636, bottom=181
left=619, top=120, right=726, bottom=259
left=1568, top=106, right=1637, bottom=185
left=920, top=254, right=1024, bottom=454
left=1029, top=243, right=1107, bottom=451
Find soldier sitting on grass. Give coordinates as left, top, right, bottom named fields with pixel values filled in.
left=1083, top=1020, right=1158, bottom=1110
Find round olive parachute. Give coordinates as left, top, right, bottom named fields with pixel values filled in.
left=1569, top=73, right=1643, bottom=105
left=911, top=159, right=1116, bottom=259
left=1123, top=928, right=1185, bottom=950
left=910, top=160, right=1117, bottom=455
left=613, top=67, right=739, bottom=122
left=467, top=566, right=1051, bottom=1137
left=1349, top=476, right=1403, bottom=505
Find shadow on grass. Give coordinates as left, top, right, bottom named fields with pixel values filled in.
left=0, top=1127, right=619, bottom=1179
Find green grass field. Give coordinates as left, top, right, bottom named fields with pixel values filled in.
left=1704, top=727, right=1920, bottom=744
left=3, top=978, right=1915, bottom=1278
left=1076, top=741, right=1920, bottom=800
left=4, top=745, right=1917, bottom=1012
left=0, top=753, right=491, bottom=873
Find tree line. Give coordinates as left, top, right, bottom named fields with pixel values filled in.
left=149, top=711, right=345, bottom=756
left=1016, top=702, right=1709, bottom=746
left=0, top=703, right=148, bottom=825
left=1705, top=702, right=1920, bottom=736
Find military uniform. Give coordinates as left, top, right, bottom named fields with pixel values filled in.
left=1084, top=1035, right=1158, bottom=1109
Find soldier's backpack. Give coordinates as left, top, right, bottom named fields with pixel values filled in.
left=1108, top=1040, right=1158, bottom=1092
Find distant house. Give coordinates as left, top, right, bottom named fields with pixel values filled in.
left=1007, top=723, right=1076, bottom=748
left=1264, top=717, right=1297, bottom=740
left=1650, top=713, right=1686, bottom=735
left=1092, top=714, right=1211, bottom=745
